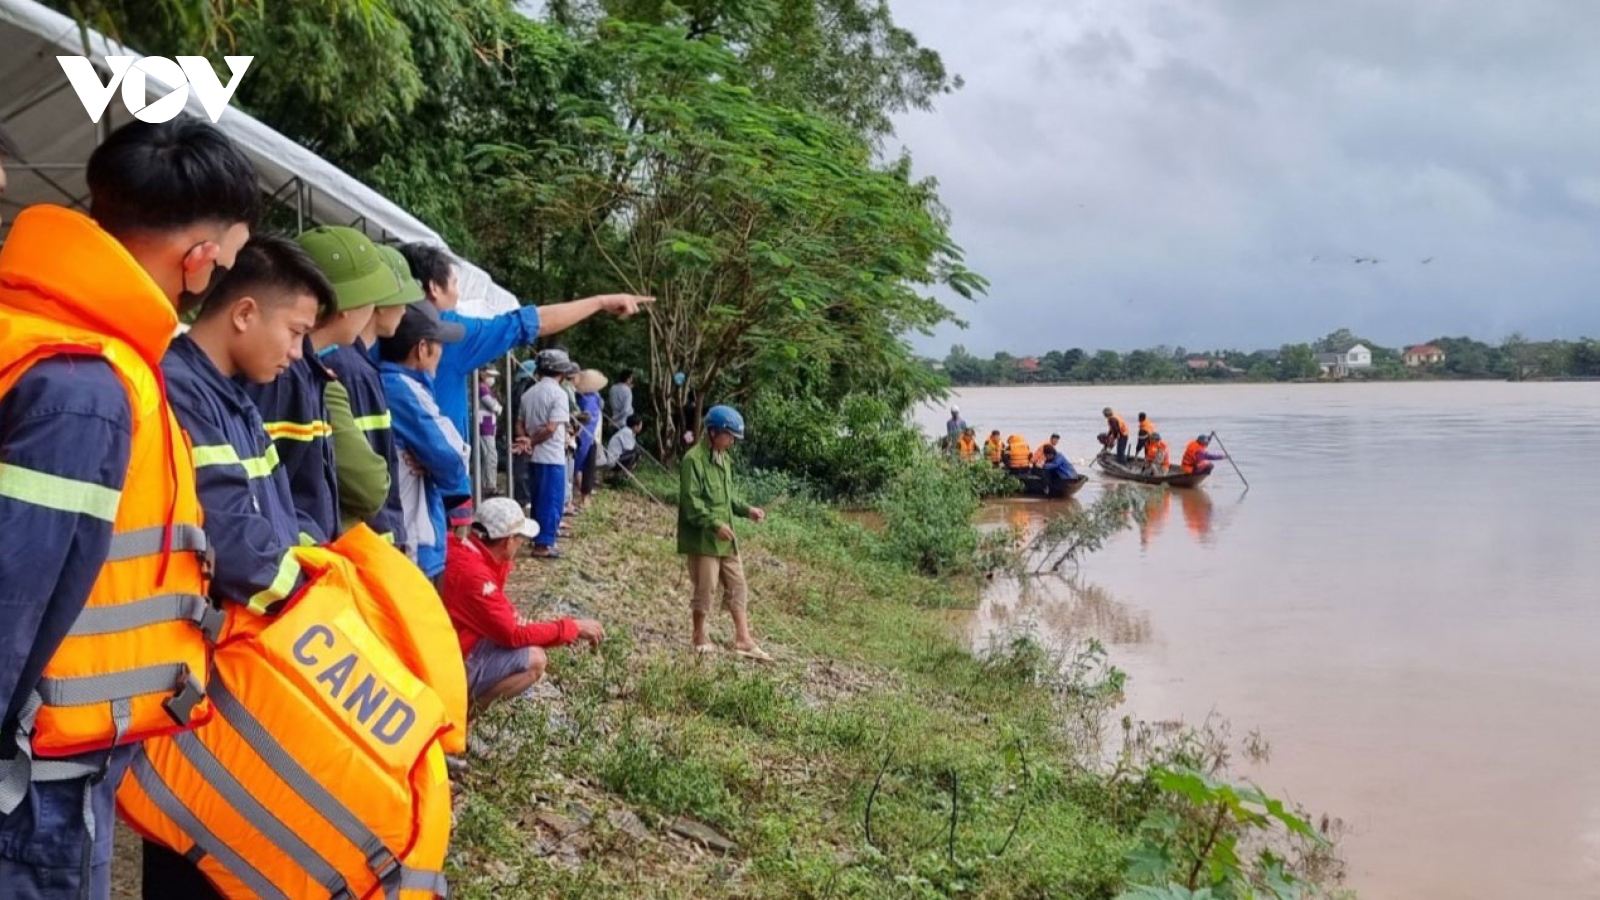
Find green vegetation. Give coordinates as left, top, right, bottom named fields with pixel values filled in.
left=942, top=327, right=1600, bottom=385
left=431, top=480, right=1345, bottom=898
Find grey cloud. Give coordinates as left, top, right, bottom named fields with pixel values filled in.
left=888, top=0, right=1600, bottom=355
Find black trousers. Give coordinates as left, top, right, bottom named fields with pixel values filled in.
left=143, top=840, right=222, bottom=899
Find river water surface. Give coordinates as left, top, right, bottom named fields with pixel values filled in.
left=918, top=382, right=1600, bottom=900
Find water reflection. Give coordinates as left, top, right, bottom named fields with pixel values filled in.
left=971, top=574, right=1153, bottom=653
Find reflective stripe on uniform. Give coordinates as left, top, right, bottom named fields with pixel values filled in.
left=210, top=683, right=400, bottom=879
left=172, top=731, right=350, bottom=897
left=193, top=443, right=281, bottom=479
left=0, top=463, right=121, bottom=521
left=68, top=593, right=215, bottom=637
left=106, top=523, right=208, bottom=561
left=247, top=552, right=303, bottom=615
left=353, top=412, right=392, bottom=432
left=34, top=663, right=187, bottom=706
left=263, top=420, right=334, bottom=442
left=129, top=753, right=292, bottom=900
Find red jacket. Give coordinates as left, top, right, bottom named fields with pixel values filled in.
left=442, top=533, right=579, bottom=657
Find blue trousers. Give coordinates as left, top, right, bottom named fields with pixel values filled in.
left=527, top=463, right=566, bottom=548
left=0, top=745, right=135, bottom=900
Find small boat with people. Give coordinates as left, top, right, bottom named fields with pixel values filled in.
left=1094, top=452, right=1212, bottom=488
left=1008, top=467, right=1089, bottom=498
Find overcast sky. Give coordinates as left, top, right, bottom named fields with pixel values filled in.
left=887, top=0, right=1600, bottom=356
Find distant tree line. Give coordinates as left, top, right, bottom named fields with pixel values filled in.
left=935, top=328, right=1600, bottom=385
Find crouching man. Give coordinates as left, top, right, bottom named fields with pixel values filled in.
left=441, top=497, right=605, bottom=712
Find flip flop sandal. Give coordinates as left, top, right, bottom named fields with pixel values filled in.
left=530, top=548, right=564, bottom=560
left=733, top=646, right=773, bottom=663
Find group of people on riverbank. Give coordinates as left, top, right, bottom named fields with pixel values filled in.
left=946, top=405, right=1226, bottom=481
left=0, top=120, right=770, bottom=899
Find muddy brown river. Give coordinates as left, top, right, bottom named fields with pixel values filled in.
left=920, top=382, right=1600, bottom=900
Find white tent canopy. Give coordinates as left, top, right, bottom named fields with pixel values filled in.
left=0, top=0, right=518, bottom=317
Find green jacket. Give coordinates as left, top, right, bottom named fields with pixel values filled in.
left=326, top=379, right=391, bottom=533
left=678, top=441, right=750, bottom=557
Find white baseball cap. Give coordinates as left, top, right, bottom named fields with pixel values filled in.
left=475, top=497, right=539, bottom=540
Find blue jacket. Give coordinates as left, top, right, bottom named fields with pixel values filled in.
left=1042, top=454, right=1079, bottom=480
left=435, top=306, right=541, bottom=441
left=163, top=335, right=308, bottom=612
left=245, top=337, right=340, bottom=542
left=328, top=340, right=406, bottom=545
left=576, top=392, right=602, bottom=463
left=382, top=362, right=472, bottom=577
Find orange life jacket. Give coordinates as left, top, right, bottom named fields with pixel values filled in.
left=984, top=437, right=1003, bottom=464
left=957, top=433, right=978, bottom=461
left=1182, top=440, right=1209, bottom=473
left=1005, top=435, right=1031, bottom=468
left=120, top=528, right=462, bottom=900
left=1138, top=418, right=1156, bottom=437
left=0, top=206, right=215, bottom=766
left=1106, top=414, right=1129, bottom=439
left=1029, top=440, right=1058, bottom=466
left=1146, top=439, right=1169, bottom=472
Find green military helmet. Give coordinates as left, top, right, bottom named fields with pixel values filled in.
left=296, top=225, right=395, bottom=311
left=375, top=244, right=425, bottom=307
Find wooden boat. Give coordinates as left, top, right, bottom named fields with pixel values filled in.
left=1094, top=453, right=1212, bottom=489
left=1007, top=468, right=1089, bottom=499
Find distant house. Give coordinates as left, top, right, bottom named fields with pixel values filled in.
left=1402, top=344, right=1446, bottom=367
left=1185, top=357, right=1243, bottom=377
left=1017, top=356, right=1041, bottom=374
left=1316, top=343, right=1373, bottom=377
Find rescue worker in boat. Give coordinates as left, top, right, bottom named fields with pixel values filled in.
left=1144, top=431, right=1170, bottom=475
left=1004, top=434, right=1031, bottom=470
left=983, top=430, right=1003, bottom=467
left=1038, top=444, right=1079, bottom=483
left=1099, top=407, right=1130, bottom=463
left=1029, top=433, right=1061, bottom=467
left=956, top=427, right=979, bottom=462
left=1135, top=412, right=1157, bottom=456
left=1181, top=433, right=1227, bottom=474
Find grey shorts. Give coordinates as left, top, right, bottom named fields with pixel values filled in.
left=465, top=640, right=532, bottom=699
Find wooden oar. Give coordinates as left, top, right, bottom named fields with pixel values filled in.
left=1207, top=431, right=1250, bottom=490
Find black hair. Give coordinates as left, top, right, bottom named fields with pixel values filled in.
left=396, top=242, right=455, bottom=296
left=1050, top=433, right=1060, bottom=440
left=378, top=333, right=424, bottom=363
left=1042, top=445, right=1058, bottom=459
left=199, top=234, right=336, bottom=321
left=626, top=414, right=643, bottom=428
left=87, top=119, right=259, bottom=238
left=1138, top=412, right=1147, bottom=420
left=618, top=368, right=634, bottom=384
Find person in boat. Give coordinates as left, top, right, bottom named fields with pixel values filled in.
left=1144, top=431, right=1170, bottom=475
left=1039, top=444, right=1079, bottom=482
left=1181, top=433, right=1226, bottom=474
left=1004, top=434, right=1031, bottom=470
left=944, top=405, right=967, bottom=452
left=1029, top=433, right=1061, bottom=467
left=1135, top=412, right=1157, bottom=456
left=984, top=430, right=1004, bottom=467
left=957, top=427, right=979, bottom=462
left=1099, top=407, right=1130, bottom=463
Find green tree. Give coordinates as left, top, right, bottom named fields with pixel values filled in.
left=1276, top=344, right=1321, bottom=380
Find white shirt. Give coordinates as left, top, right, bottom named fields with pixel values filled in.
left=519, top=376, right=570, bottom=466
left=603, top=427, right=637, bottom=467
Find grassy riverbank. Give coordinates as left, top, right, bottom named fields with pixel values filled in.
left=442, top=473, right=1344, bottom=899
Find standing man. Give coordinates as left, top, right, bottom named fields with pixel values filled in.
left=678, top=405, right=770, bottom=661
left=396, top=243, right=653, bottom=443
left=945, top=405, right=967, bottom=451
left=517, top=349, right=577, bottom=559
left=609, top=368, right=636, bottom=426
left=380, top=303, right=469, bottom=586
left=1136, top=413, right=1157, bottom=457
left=1101, top=407, right=1130, bottom=463
left=325, top=244, right=420, bottom=539
left=0, top=119, right=256, bottom=898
